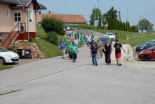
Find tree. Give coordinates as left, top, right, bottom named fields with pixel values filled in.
left=90, top=8, right=102, bottom=26
left=137, top=18, right=154, bottom=32
left=103, top=7, right=118, bottom=22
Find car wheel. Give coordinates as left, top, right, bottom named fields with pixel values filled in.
left=143, top=55, right=151, bottom=61
left=0, top=58, right=5, bottom=65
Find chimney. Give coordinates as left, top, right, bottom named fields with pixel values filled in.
left=49, top=11, right=51, bottom=14
left=39, top=11, right=41, bottom=14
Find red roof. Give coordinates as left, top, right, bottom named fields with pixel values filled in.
left=37, top=13, right=87, bottom=24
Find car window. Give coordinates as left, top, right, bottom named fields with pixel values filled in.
left=148, top=41, right=154, bottom=45
left=0, top=48, right=6, bottom=52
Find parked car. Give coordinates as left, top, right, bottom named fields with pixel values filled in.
left=138, top=46, right=155, bottom=61
left=136, top=39, right=155, bottom=53
left=105, top=33, right=116, bottom=40
left=64, top=26, right=71, bottom=31
left=0, top=47, right=19, bottom=64
left=99, top=36, right=112, bottom=45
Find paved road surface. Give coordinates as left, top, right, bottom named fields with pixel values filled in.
left=0, top=46, right=155, bottom=104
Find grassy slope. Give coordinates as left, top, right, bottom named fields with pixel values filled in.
left=93, top=29, right=155, bottom=47
left=34, top=26, right=69, bottom=58
left=0, top=65, right=13, bottom=71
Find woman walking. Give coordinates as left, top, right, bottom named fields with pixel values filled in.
left=104, top=40, right=112, bottom=65
left=67, top=41, right=73, bottom=60
left=71, top=43, right=79, bottom=63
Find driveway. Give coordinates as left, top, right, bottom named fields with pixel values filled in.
left=0, top=46, right=155, bottom=104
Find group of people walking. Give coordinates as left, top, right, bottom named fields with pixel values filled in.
left=59, top=31, right=126, bottom=66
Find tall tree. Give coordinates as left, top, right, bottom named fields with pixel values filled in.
left=103, top=7, right=118, bottom=22
left=137, top=18, right=154, bottom=32
left=90, top=8, right=102, bottom=26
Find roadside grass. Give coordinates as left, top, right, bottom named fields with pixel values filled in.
left=0, top=65, right=13, bottom=71
left=35, top=26, right=75, bottom=58
left=93, top=29, right=155, bottom=47
left=0, top=90, right=20, bottom=96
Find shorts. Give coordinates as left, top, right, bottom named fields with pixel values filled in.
left=115, top=53, right=121, bottom=58
left=61, top=49, right=65, bottom=54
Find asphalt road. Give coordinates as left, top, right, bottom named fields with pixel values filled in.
left=0, top=46, right=155, bottom=104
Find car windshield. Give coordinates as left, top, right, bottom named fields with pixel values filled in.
left=107, top=34, right=114, bottom=36
left=145, top=40, right=155, bottom=45
left=0, top=48, right=6, bottom=52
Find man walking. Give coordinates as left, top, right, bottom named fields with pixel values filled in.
left=97, top=39, right=103, bottom=59
left=90, top=43, right=98, bottom=66
left=80, top=35, right=84, bottom=47
left=114, top=40, right=126, bottom=66
left=59, top=39, right=66, bottom=59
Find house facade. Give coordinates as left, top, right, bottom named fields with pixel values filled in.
left=0, top=0, right=46, bottom=48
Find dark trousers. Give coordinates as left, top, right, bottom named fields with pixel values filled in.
left=69, top=52, right=72, bottom=59
left=72, top=53, right=77, bottom=61
left=92, top=53, right=97, bottom=65
left=105, top=52, right=111, bottom=63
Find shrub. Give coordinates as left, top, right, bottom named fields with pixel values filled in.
left=28, top=37, right=33, bottom=42
left=41, top=17, right=65, bottom=35
left=47, top=32, right=59, bottom=45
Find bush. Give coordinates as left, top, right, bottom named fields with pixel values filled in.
left=41, top=17, right=65, bottom=35
left=28, top=37, right=33, bottom=42
left=47, top=32, right=59, bottom=45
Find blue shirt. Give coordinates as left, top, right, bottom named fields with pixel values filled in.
left=87, top=37, right=91, bottom=42
left=60, top=42, right=66, bottom=49
left=74, top=40, right=78, bottom=46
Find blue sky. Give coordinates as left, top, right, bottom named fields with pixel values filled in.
left=38, top=0, right=155, bottom=29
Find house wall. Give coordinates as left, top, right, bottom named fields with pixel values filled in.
left=0, top=3, right=14, bottom=33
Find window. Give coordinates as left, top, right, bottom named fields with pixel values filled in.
left=148, top=41, right=155, bottom=45
left=28, top=10, right=33, bottom=22
left=6, top=9, right=10, bottom=18
left=14, top=13, right=21, bottom=22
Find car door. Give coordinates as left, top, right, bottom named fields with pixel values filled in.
left=152, top=48, right=155, bottom=59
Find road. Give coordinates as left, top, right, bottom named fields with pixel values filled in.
left=0, top=46, right=155, bottom=104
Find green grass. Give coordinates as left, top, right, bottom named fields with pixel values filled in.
left=35, top=26, right=73, bottom=58
left=93, top=29, right=155, bottom=47
left=0, top=90, right=20, bottom=96
left=33, top=39, right=61, bottom=58
left=0, top=65, right=13, bottom=71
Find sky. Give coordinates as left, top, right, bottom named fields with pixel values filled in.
left=38, top=0, right=155, bottom=30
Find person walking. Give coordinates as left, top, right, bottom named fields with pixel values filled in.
left=80, top=35, right=84, bottom=47
left=114, top=40, right=126, bottom=66
left=67, top=41, right=73, bottom=60
left=71, top=43, right=79, bottom=63
left=74, top=37, right=78, bottom=47
left=90, top=43, right=98, bottom=66
left=59, top=39, right=66, bottom=59
left=97, top=39, right=103, bottom=59
left=104, top=40, right=112, bottom=65
left=87, top=35, right=91, bottom=47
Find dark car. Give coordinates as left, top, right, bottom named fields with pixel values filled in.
left=99, top=36, right=112, bottom=45
left=138, top=46, right=155, bottom=61
left=136, top=39, right=155, bottom=53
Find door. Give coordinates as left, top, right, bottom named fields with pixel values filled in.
left=152, top=48, right=155, bottom=59
left=14, top=12, right=22, bottom=31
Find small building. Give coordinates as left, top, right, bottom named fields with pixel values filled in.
left=0, top=0, right=46, bottom=49
left=37, top=12, right=88, bottom=25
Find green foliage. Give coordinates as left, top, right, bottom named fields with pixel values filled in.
left=41, top=17, right=65, bottom=35
left=28, top=37, right=33, bottom=42
left=103, top=7, right=118, bottom=22
left=90, top=8, right=102, bottom=26
left=47, top=32, right=59, bottom=45
left=137, top=18, right=154, bottom=32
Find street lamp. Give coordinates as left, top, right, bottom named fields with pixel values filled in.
left=126, top=6, right=128, bottom=32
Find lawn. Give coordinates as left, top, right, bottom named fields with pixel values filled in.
left=93, top=29, right=155, bottom=47
left=0, top=65, right=13, bottom=71
left=35, top=26, right=71, bottom=58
